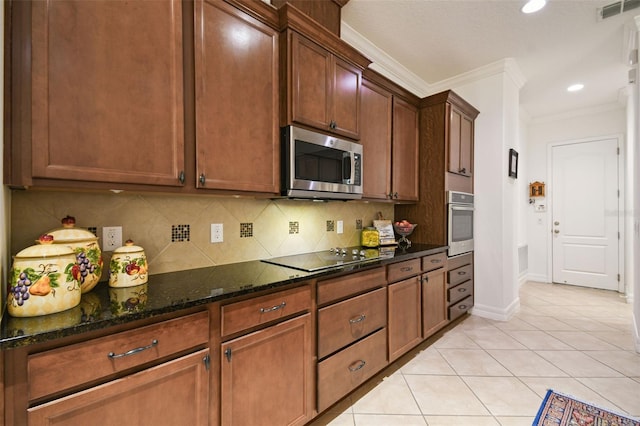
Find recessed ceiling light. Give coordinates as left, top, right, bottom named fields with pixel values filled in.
left=567, top=83, right=584, bottom=92
left=522, top=0, right=547, bottom=14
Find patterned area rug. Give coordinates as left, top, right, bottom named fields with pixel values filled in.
left=533, top=389, right=640, bottom=426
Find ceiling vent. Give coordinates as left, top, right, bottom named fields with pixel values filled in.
left=598, top=0, right=640, bottom=19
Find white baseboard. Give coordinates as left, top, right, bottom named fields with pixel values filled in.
left=525, top=273, right=549, bottom=283
left=471, top=297, right=520, bottom=322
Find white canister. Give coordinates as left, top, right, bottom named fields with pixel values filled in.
left=47, top=216, right=103, bottom=293
left=109, top=240, right=148, bottom=288
left=8, top=235, right=82, bottom=317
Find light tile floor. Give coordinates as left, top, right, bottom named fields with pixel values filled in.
left=309, top=281, right=640, bottom=426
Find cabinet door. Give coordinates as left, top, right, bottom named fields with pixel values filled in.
left=30, top=1, right=184, bottom=187
left=289, top=32, right=361, bottom=139
left=290, top=32, right=333, bottom=132
left=221, top=314, right=313, bottom=426
left=391, top=98, right=419, bottom=201
left=195, top=0, right=279, bottom=193
left=28, top=349, right=210, bottom=426
left=331, top=57, right=361, bottom=139
left=448, top=105, right=473, bottom=178
left=361, top=79, right=392, bottom=200
left=388, top=277, right=422, bottom=361
left=422, top=270, right=448, bottom=338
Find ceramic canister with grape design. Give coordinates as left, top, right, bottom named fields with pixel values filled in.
left=46, top=216, right=103, bottom=293
left=109, top=240, right=148, bottom=288
left=8, top=235, right=82, bottom=317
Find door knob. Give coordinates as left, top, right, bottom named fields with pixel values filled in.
left=554, top=229, right=559, bottom=234
left=554, top=221, right=560, bottom=225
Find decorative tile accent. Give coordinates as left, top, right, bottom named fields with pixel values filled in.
left=88, top=226, right=97, bottom=236
left=326, top=220, right=335, bottom=232
left=171, top=224, right=190, bottom=242
left=240, top=222, right=253, bottom=238
left=289, top=221, right=299, bottom=234
left=355, top=219, right=363, bottom=230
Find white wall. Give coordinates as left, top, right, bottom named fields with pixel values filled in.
left=451, top=65, right=523, bottom=320
left=526, top=107, right=626, bottom=283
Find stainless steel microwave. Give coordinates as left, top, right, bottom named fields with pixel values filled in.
left=281, top=126, right=363, bottom=200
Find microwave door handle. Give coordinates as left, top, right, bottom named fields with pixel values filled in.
left=342, top=152, right=353, bottom=184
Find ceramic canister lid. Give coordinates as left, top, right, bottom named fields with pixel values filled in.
left=15, top=235, right=75, bottom=259
left=47, top=216, right=98, bottom=243
left=113, top=240, right=144, bottom=254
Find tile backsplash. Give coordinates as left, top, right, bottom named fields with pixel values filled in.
left=10, top=190, right=394, bottom=275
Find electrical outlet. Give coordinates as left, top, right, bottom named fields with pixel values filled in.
left=102, top=226, right=122, bottom=251
left=211, top=223, right=223, bottom=243
left=337, top=220, right=344, bottom=234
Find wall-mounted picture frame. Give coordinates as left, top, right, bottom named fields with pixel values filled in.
left=508, top=148, right=518, bottom=178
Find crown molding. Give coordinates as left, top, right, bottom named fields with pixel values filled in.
left=529, top=101, right=624, bottom=124
left=341, top=22, right=526, bottom=99
left=340, top=23, right=430, bottom=96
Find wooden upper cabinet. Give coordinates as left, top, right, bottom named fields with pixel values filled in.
left=194, top=0, right=279, bottom=193
left=447, top=104, right=474, bottom=178
left=391, top=98, right=419, bottom=201
left=286, top=31, right=362, bottom=139
left=361, top=79, right=393, bottom=200
left=25, top=0, right=185, bottom=187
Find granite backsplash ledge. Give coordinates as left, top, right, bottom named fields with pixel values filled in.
left=10, top=190, right=395, bottom=275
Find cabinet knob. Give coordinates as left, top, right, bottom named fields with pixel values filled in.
left=199, top=173, right=206, bottom=186
left=554, top=229, right=560, bottom=234
left=178, top=170, right=185, bottom=185
left=329, top=120, right=337, bottom=130
left=459, top=167, right=466, bottom=174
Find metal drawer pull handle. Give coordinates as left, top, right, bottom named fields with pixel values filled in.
left=459, top=305, right=467, bottom=310
left=260, top=301, right=286, bottom=313
left=458, top=288, right=467, bottom=292
left=431, top=259, right=441, bottom=263
left=348, top=360, right=366, bottom=372
left=349, top=314, right=366, bottom=324
left=400, top=266, right=413, bottom=272
left=457, top=271, right=466, bottom=275
left=108, top=339, right=158, bottom=359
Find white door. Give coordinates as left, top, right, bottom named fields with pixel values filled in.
left=551, top=138, right=619, bottom=290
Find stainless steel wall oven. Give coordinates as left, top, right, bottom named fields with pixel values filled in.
left=447, top=191, right=474, bottom=256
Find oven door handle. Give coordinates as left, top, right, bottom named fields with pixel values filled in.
left=450, top=205, right=475, bottom=211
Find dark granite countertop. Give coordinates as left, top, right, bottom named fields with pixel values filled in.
left=0, top=243, right=446, bottom=350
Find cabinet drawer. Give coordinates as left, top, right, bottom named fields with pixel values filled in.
left=317, top=328, right=387, bottom=412
left=447, top=263, right=473, bottom=287
left=448, top=252, right=472, bottom=270
left=318, top=267, right=386, bottom=305
left=387, top=258, right=421, bottom=283
left=28, top=311, right=210, bottom=401
left=448, top=280, right=473, bottom=305
left=448, top=295, right=473, bottom=321
left=318, top=287, right=387, bottom=359
left=221, top=284, right=310, bottom=337
left=422, top=252, right=446, bottom=272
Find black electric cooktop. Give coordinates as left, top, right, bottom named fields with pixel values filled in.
left=262, top=247, right=394, bottom=272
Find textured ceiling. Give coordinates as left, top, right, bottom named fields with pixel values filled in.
left=341, top=0, right=637, bottom=118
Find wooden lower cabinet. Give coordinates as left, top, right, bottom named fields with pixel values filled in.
left=317, top=328, right=387, bottom=412
left=28, top=349, right=210, bottom=426
left=220, top=314, right=313, bottom=426
left=387, top=276, right=422, bottom=362
left=422, top=268, right=448, bottom=338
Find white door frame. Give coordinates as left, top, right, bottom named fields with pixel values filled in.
left=545, top=134, right=625, bottom=292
